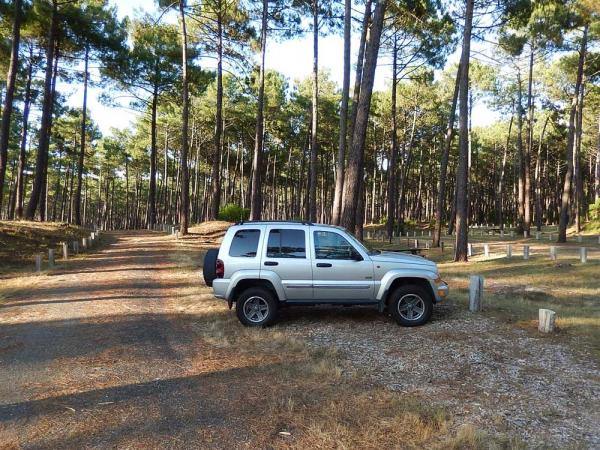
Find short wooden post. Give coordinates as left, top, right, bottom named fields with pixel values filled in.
left=598, top=236, right=600, bottom=244
left=538, top=309, right=556, bottom=333
left=48, top=249, right=55, bottom=268
left=35, top=254, right=42, bottom=273
left=550, top=246, right=557, bottom=261
left=548, top=233, right=553, bottom=241
left=414, top=239, right=419, bottom=248
left=523, top=245, right=530, bottom=260
left=510, top=231, right=515, bottom=238
left=580, top=247, right=587, bottom=264
left=428, top=230, right=432, bottom=237
left=467, top=243, right=473, bottom=257
left=425, top=241, right=430, bottom=249
left=469, top=275, right=483, bottom=312
left=535, top=232, right=540, bottom=240
left=413, top=231, right=417, bottom=237
left=62, top=242, right=68, bottom=259
left=82, top=238, right=88, bottom=250
left=506, top=244, right=512, bottom=258
left=484, top=244, right=490, bottom=258
left=500, top=230, right=504, bottom=238
left=523, top=230, right=528, bottom=238
left=441, top=241, right=445, bottom=253
left=73, top=241, right=79, bottom=255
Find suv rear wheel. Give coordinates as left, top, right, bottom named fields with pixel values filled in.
left=389, top=284, right=433, bottom=327
left=236, top=287, right=278, bottom=327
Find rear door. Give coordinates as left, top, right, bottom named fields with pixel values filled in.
left=311, top=229, right=375, bottom=301
left=260, top=226, right=313, bottom=300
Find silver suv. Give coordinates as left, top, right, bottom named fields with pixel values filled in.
left=203, top=221, right=448, bottom=327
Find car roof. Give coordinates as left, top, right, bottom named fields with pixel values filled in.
left=233, top=220, right=345, bottom=231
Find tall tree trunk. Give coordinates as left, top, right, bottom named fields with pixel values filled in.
left=332, top=0, right=351, bottom=225
left=534, top=115, right=549, bottom=231
left=516, top=71, right=525, bottom=234
left=558, top=24, right=587, bottom=243
left=523, top=43, right=534, bottom=236
left=26, top=0, right=57, bottom=220
left=74, top=45, right=89, bottom=225
left=209, top=5, right=223, bottom=220
left=454, top=0, right=474, bottom=262
left=0, top=0, right=22, bottom=213
left=432, top=63, right=461, bottom=247
left=179, top=0, right=190, bottom=234
left=14, top=44, right=33, bottom=219
left=574, top=81, right=585, bottom=232
left=149, top=85, right=158, bottom=228
left=497, top=115, right=513, bottom=228
left=386, top=33, right=398, bottom=242
left=250, top=0, right=268, bottom=220
left=595, top=113, right=600, bottom=203
left=340, top=0, right=386, bottom=236
left=307, top=0, right=319, bottom=222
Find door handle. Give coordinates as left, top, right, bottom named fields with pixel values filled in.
left=316, top=263, right=332, bottom=268
left=264, top=261, right=278, bottom=266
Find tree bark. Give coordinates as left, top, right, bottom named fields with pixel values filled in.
left=0, top=0, right=22, bottom=214
left=148, top=85, right=158, bottom=227
left=250, top=0, right=268, bottom=220
left=340, top=0, right=386, bottom=236
left=386, top=33, right=398, bottom=242
left=26, top=1, right=57, bottom=220
left=74, top=45, right=89, bottom=225
left=14, top=44, right=33, bottom=219
left=179, top=0, right=190, bottom=234
left=534, top=115, right=549, bottom=231
left=524, top=43, right=534, bottom=236
left=307, top=0, right=319, bottom=222
left=209, top=4, right=223, bottom=220
left=558, top=24, right=587, bottom=243
left=432, top=63, right=461, bottom=247
left=332, top=0, right=351, bottom=225
left=454, top=0, right=474, bottom=262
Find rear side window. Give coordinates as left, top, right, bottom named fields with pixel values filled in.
left=267, top=229, right=306, bottom=258
left=229, top=229, right=260, bottom=257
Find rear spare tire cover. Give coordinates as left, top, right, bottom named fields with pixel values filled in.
left=203, top=248, right=219, bottom=287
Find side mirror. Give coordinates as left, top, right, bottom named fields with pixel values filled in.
left=351, top=250, right=363, bottom=261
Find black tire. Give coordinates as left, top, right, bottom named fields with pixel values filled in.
left=202, top=248, right=219, bottom=287
left=389, top=284, right=433, bottom=327
left=235, top=287, right=278, bottom=327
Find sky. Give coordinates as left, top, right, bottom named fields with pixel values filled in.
left=67, top=0, right=499, bottom=135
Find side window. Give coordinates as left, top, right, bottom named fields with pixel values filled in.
left=229, top=229, right=260, bottom=257
left=314, top=231, right=357, bottom=260
left=267, top=229, right=306, bottom=258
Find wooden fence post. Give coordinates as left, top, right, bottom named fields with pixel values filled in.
left=550, top=246, right=557, bottom=261
left=523, top=245, right=530, bottom=260
left=580, top=247, right=587, bottom=264
left=535, top=232, right=540, bottom=240
left=35, top=254, right=42, bottom=273
left=469, top=275, right=484, bottom=312
left=468, top=243, right=473, bottom=257
left=441, top=241, right=445, bottom=253
left=62, top=242, right=68, bottom=259
left=73, top=241, right=79, bottom=255
left=484, top=244, right=490, bottom=258
left=506, top=244, right=512, bottom=258
left=538, top=309, right=556, bottom=333
left=48, top=249, right=55, bottom=268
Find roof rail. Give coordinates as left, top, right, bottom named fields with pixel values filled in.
left=235, top=220, right=314, bottom=226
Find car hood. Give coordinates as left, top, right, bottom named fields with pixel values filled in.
left=371, top=251, right=435, bottom=268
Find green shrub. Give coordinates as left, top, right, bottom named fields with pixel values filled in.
left=217, top=203, right=250, bottom=222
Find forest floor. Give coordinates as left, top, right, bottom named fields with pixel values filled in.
left=0, top=220, right=91, bottom=272
left=0, top=227, right=598, bottom=448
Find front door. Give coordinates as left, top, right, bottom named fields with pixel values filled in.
left=311, top=229, right=374, bottom=301
left=260, top=226, right=313, bottom=300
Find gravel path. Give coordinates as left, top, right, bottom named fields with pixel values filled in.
left=282, top=303, right=600, bottom=448
left=1, top=230, right=598, bottom=448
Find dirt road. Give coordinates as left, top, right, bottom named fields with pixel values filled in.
left=1, top=231, right=598, bottom=448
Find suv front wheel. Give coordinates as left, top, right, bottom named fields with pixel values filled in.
left=389, top=284, right=433, bottom=327
left=236, top=287, right=278, bottom=327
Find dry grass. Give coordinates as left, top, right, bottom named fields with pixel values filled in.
left=0, top=220, right=90, bottom=271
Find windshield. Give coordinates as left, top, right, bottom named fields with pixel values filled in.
left=345, top=232, right=381, bottom=256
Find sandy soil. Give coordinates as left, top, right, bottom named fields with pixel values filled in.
left=1, top=230, right=598, bottom=448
